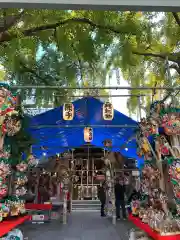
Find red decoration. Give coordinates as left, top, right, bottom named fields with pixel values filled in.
left=25, top=203, right=52, bottom=211
left=129, top=214, right=180, bottom=240
left=0, top=215, right=29, bottom=237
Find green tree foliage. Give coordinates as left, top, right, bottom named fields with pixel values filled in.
left=12, top=45, right=79, bottom=107
left=0, top=10, right=179, bottom=112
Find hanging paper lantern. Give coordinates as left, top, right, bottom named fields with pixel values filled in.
left=84, top=127, right=93, bottom=142
left=103, top=102, right=114, bottom=120
left=63, top=103, right=74, bottom=121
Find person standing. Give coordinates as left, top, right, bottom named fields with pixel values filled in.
left=98, top=181, right=106, bottom=217
left=115, top=178, right=126, bottom=220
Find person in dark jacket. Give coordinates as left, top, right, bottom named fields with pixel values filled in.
left=114, top=178, right=126, bottom=220
left=98, top=181, right=106, bottom=217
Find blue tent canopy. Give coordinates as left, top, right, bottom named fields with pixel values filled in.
left=28, top=97, right=143, bottom=165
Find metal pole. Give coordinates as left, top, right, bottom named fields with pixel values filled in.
left=10, top=86, right=180, bottom=90
left=136, top=96, right=139, bottom=122
left=81, top=158, right=83, bottom=200
left=92, top=157, right=94, bottom=200
left=70, top=149, right=74, bottom=213
left=34, top=145, right=136, bottom=149
left=30, top=124, right=138, bottom=129
left=33, top=145, right=137, bottom=149
left=63, top=190, right=67, bottom=224
left=49, top=94, right=150, bottom=98
left=138, top=96, right=142, bottom=121
left=87, top=146, right=89, bottom=198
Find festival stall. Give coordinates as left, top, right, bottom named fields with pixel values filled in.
left=0, top=83, right=33, bottom=239
left=129, top=101, right=180, bottom=239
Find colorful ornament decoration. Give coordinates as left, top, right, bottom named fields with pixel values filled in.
left=103, top=102, right=114, bottom=121
left=13, top=162, right=28, bottom=198
left=0, top=161, right=10, bottom=200
left=16, top=162, right=28, bottom=172
left=0, top=84, right=29, bottom=223
left=5, top=197, right=26, bottom=217
left=27, top=154, right=38, bottom=166
left=131, top=200, right=140, bottom=216
left=137, top=136, right=152, bottom=160
left=162, top=113, right=180, bottom=135
left=133, top=100, right=180, bottom=236
left=168, top=158, right=180, bottom=214
left=63, top=103, right=74, bottom=121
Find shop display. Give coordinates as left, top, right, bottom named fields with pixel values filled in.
left=129, top=229, right=151, bottom=240
left=168, top=157, right=180, bottom=215
left=13, top=162, right=28, bottom=198
left=0, top=84, right=24, bottom=222
left=130, top=101, right=180, bottom=239
left=0, top=84, right=31, bottom=238
left=0, top=161, right=10, bottom=200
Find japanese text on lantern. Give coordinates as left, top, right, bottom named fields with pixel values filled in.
left=103, top=102, right=114, bottom=120
left=63, top=103, right=74, bottom=121
left=84, top=127, right=93, bottom=142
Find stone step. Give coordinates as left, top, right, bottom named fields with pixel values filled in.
left=72, top=200, right=101, bottom=212
left=72, top=208, right=99, bottom=212
left=72, top=204, right=100, bottom=209
left=72, top=200, right=100, bottom=204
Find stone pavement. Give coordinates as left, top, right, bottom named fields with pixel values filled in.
left=20, top=212, right=134, bottom=240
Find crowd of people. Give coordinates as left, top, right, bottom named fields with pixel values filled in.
left=98, top=178, right=140, bottom=220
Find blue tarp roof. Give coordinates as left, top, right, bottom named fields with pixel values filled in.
left=28, top=97, right=143, bottom=165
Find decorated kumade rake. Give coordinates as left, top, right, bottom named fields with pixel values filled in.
left=168, top=158, right=180, bottom=214
left=134, top=100, right=180, bottom=236
left=13, top=162, right=28, bottom=198
left=0, top=83, right=23, bottom=221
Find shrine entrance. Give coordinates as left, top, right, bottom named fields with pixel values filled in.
left=71, top=146, right=105, bottom=200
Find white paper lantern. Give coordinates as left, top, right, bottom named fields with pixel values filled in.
left=84, top=127, right=93, bottom=142
left=103, top=102, right=114, bottom=120
left=63, top=103, right=74, bottom=120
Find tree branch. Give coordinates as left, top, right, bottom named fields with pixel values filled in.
left=0, top=17, right=136, bottom=43
left=172, top=12, right=180, bottom=27
left=0, top=10, right=25, bottom=34
left=19, top=61, right=50, bottom=85
left=132, top=51, right=180, bottom=64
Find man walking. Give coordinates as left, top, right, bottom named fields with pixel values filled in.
left=98, top=181, right=106, bottom=217
left=115, top=178, right=126, bottom=220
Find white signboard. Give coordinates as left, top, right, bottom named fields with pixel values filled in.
left=32, top=214, right=45, bottom=221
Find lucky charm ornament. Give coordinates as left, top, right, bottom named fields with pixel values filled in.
left=16, top=162, right=28, bottom=172
left=0, top=85, right=21, bottom=151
